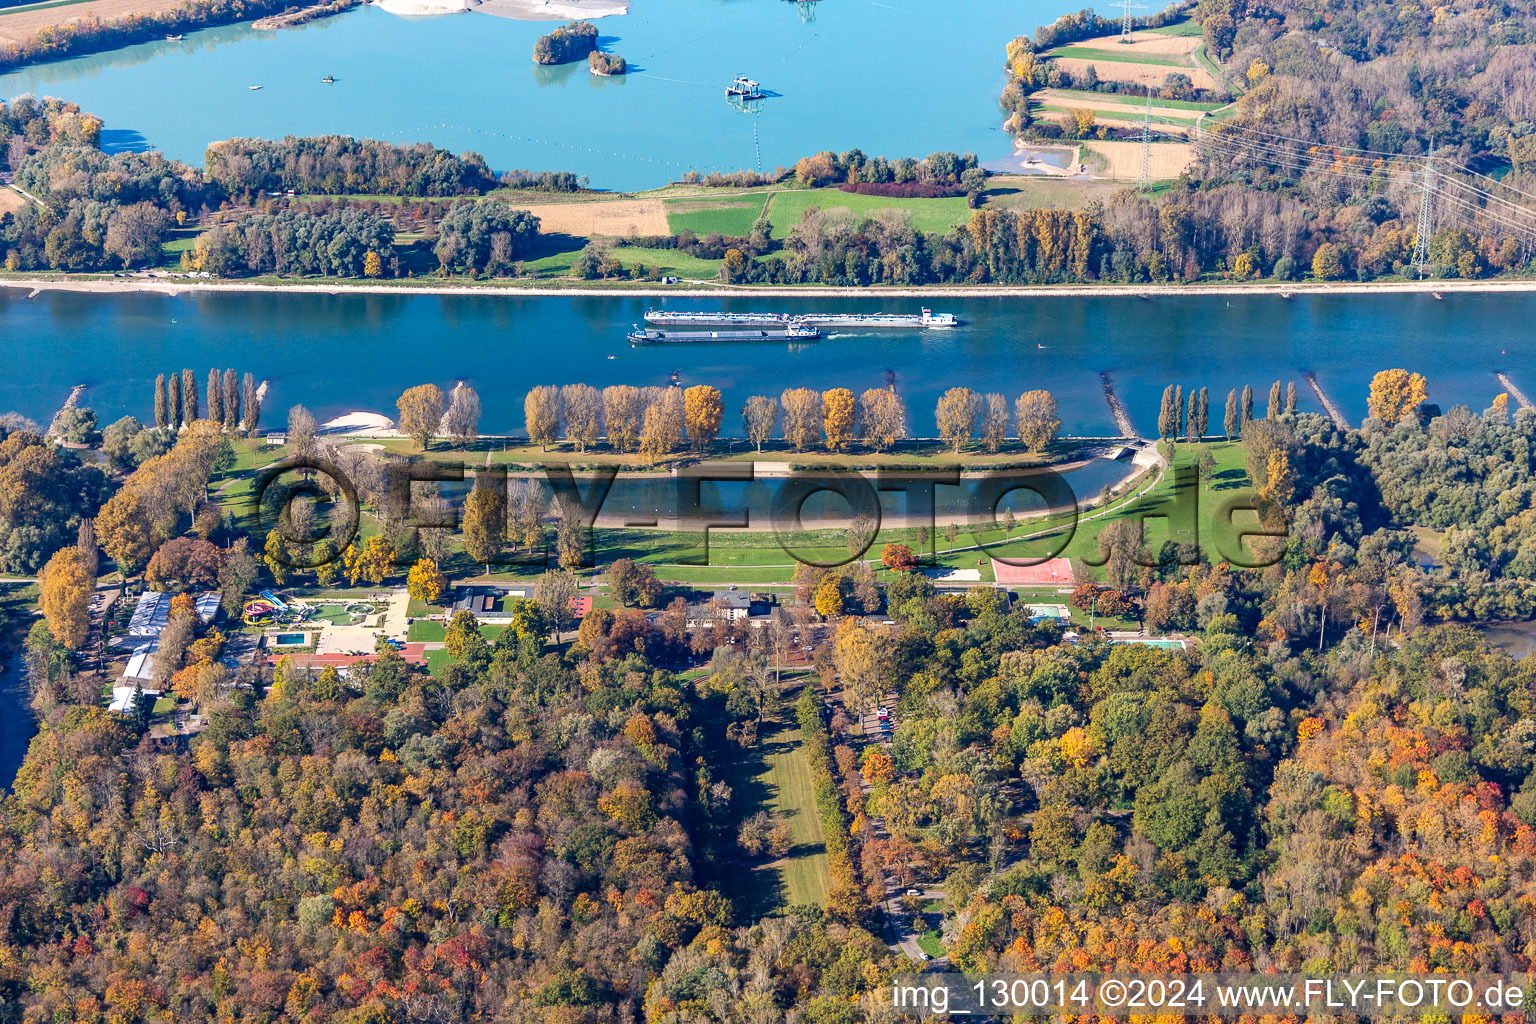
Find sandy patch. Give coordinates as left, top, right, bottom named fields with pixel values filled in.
left=1075, top=30, right=1202, bottom=55
left=518, top=199, right=668, bottom=237
left=1082, top=139, right=1195, bottom=180
left=0, top=0, right=189, bottom=44
left=1053, top=57, right=1216, bottom=92
left=0, top=188, right=27, bottom=217
left=320, top=411, right=400, bottom=436
left=473, top=0, right=627, bottom=21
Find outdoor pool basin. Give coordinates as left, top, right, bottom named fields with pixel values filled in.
left=273, top=633, right=310, bottom=647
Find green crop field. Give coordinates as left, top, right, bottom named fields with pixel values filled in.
left=765, top=188, right=975, bottom=238
left=665, top=193, right=770, bottom=236
left=1149, top=19, right=1203, bottom=36
left=1047, top=46, right=1187, bottom=67
left=1034, top=104, right=1201, bottom=126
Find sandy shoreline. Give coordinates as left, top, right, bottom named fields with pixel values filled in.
left=4, top=277, right=1536, bottom=300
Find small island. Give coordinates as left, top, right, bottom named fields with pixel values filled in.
left=587, top=49, right=626, bottom=75
left=531, top=20, right=597, bottom=64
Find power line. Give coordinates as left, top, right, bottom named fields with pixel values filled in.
left=1413, top=145, right=1435, bottom=277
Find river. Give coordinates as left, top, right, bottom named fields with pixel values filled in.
left=0, top=0, right=1045, bottom=190
left=1, top=288, right=1531, bottom=437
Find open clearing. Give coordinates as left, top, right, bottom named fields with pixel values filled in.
left=518, top=199, right=668, bottom=237
left=1081, top=139, right=1195, bottom=179
left=760, top=721, right=830, bottom=907
left=0, top=0, right=185, bottom=43
left=765, top=188, right=974, bottom=237
left=664, top=193, right=769, bottom=236
left=1051, top=55, right=1218, bottom=91
left=1073, top=29, right=1204, bottom=56
left=0, top=188, right=28, bottom=217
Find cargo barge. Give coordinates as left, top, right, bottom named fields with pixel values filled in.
left=643, top=307, right=959, bottom=328
left=628, top=325, right=821, bottom=344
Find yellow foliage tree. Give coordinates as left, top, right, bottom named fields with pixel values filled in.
left=1367, top=369, right=1428, bottom=424
left=406, top=558, right=447, bottom=604
left=347, top=535, right=394, bottom=586
left=95, top=489, right=153, bottom=576
left=682, top=385, right=723, bottom=455
left=39, top=546, right=93, bottom=649
left=821, top=388, right=855, bottom=451
left=814, top=574, right=845, bottom=618
left=363, top=251, right=383, bottom=278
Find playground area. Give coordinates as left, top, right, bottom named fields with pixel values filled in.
left=250, top=589, right=412, bottom=655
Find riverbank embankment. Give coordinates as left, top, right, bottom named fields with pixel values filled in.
left=6, top=277, right=1536, bottom=301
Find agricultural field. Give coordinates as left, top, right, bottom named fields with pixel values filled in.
left=0, top=0, right=183, bottom=44
left=1046, top=30, right=1219, bottom=92
left=1080, top=139, right=1195, bottom=180
left=664, top=193, right=770, bottom=236
left=0, top=188, right=27, bottom=218
left=764, top=188, right=976, bottom=238
left=518, top=199, right=669, bottom=237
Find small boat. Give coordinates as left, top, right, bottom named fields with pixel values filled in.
left=1432, top=291, right=1444, bottom=300
left=165, top=33, right=182, bottom=40
left=249, top=84, right=263, bottom=90
left=725, top=74, right=764, bottom=100
left=321, top=75, right=335, bottom=84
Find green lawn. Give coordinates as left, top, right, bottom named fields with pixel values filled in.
left=1044, top=88, right=1226, bottom=111
left=765, top=188, right=975, bottom=238
left=1047, top=46, right=1188, bottom=67
left=407, top=619, right=506, bottom=642
left=608, top=245, right=724, bottom=278
left=916, top=928, right=946, bottom=958
left=1148, top=19, right=1203, bottom=36
left=665, top=193, right=770, bottom=236
left=761, top=721, right=830, bottom=907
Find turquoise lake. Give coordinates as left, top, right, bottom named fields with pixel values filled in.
left=0, top=289, right=1526, bottom=437
left=1, top=0, right=1050, bottom=190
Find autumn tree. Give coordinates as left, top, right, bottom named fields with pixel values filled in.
left=821, top=388, right=856, bottom=451
left=742, top=395, right=779, bottom=453
left=979, top=393, right=1009, bottom=452
left=462, top=484, right=507, bottom=574
left=603, top=385, right=644, bottom=452
left=561, top=384, right=604, bottom=452
left=397, top=383, right=445, bottom=451
left=182, top=368, right=198, bottom=424
left=222, top=369, right=240, bottom=432
left=1224, top=389, right=1239, bottom=440
left=345, top=535, right=394, bottom=586
left=1014, top=390, right=1060, bottom=452
left=814, top=573, right=845, bottom=618
left=285, top=404, right=318, bottom=466
left=1267, top=380, right=1282, bottom=419
left=881, top=542, right=917, bottom=572
left=96, top=489, right=153, bottom=576
left=781, top=388, right=821, bottom=451
left=206, top=369, right=223, bottom=426
left=525, top=386, right=562, bottom=451
left=1367, top=369, right=1428, bottom=424
left=441, top=383, right=481, bottom=447
left=935, top=387, right=978, bottom=452
left=154, top=374, right=168, bottom=428
left=608, top=557, right=662, bottom=608
left=857, top=389, right=905, bottom=452
left=407, top=558, right=447, bottom=604
left=833, top=618, right=889, bottom=714
left=242, top=372, right=261, bottom=434
left=1240, top=384, right=1254, bottom=432
left=639, top=389, right=685, bottom=463
left=39, top=546, right=93, bottom=649
left=683, top=385, right=723, bottom=455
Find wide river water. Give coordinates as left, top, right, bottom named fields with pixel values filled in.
left=0, top=289, right=1528, bottom=437
left=0, top=0, right=1049, bottom=190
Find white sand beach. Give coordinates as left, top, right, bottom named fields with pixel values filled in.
left=320, top=411, right=401, bottom=436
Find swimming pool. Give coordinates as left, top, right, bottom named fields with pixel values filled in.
left=273, top=633, right=310, bottom=647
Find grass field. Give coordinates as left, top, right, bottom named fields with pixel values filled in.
left=406, top=619, right=506, bottom=643
left=665, top=193, right=770, bottom=236
left=1034, top=104, right=1201, bottom=127
left=1043, top=88, right=1225, bottom=111
left=765, top=188, right=975, bottom=238
left=916, top=928, right=946, bottom=958
left=760, top=718, right=830, bottom=907
left=1149, top=19, right=1202, bottom=36
left=1047, top=46, right=1187, bottom=67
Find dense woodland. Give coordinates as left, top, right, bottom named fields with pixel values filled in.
left=4, top=376, right=1536, bottom=1020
